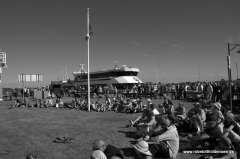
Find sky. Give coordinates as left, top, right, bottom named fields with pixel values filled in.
left=0, top=0, right=240, bottom=88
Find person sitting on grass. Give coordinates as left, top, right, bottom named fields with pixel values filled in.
left=180, top=115, right=224, bottom=151
left=163, top=99, right=175, bottom=117
left=11, top=98, right=21, bottom=109
left=135, top=110, right=156, bottom=138
left=175, top=102, right=187, bottom=120
left=158, top=104, right=166, bottom=116
left=224, top=112, right=240, bottom=137
left=132, top=140, right=152, bottom=159
left=111, top=97, right=120, bottom=112
left=92, top=139, right=124, bottom=159
left=130, top=99, right=139, bottom=114
left=45, top=97, right=53, bottom=107
left=120, top=98, right=132, bottom=113
left=205, top=137, right=237, bottom=159
left=211, top=102, right=225, bottom=133
left=55, top=95, right=63, bottom=108
left=105, top=96, right=112, bottom=111
left=136, top=97, right=143, bottom=111
left=144, top=117, right=179, bottom=159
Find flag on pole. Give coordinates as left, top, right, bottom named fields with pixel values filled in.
left=86, top=23, right=93, bottom=41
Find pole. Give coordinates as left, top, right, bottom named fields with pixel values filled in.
left=227, top=43, right=232, bottom=112
left=87, top=8, right=90, bottom=112
left=198, top=63, right=200, bottom=82
left=0, top=67, right=2, bottom=101
left=22, top=81, right=25, bottom=101
left=236, top=63, right=239, bottom=80
left=156, top=68, right=158, bottom=84
left=217, top=66, right=219, bottom=81
left=160, top=63, right=163, bottom=84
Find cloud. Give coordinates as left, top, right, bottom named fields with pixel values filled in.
left=171, top=44, right=184, bottom=49
left=130, top=41, right=140, bottom=46
left=224, top=36, right=233, bottom=44
left=173, top=52, right=180, bottom=55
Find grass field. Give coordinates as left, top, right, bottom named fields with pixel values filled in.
left=0, top=97, right=207, bottom=159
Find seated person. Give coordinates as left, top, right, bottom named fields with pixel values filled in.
left=55, top=96, right=63, bottom=108
left=11, top=98, right=22, bottom=109
left=136, top=98, right=143, bottom=111
left=129, top=108, right=150, bottom=126
left=92, top=139, right=124, bottom=159
left=130, top=99, right=139, bottom=114
left=193, top=102, right=206, bottom=131
left=90, top=100, right=98, bottom=111
left=224, top=112, right=240, bottom=137
left=45, top=97, right=53, bottom=107
left=144, top=117, right=179, bottom=159
left=175, top=102, right=187, bottom=120
left=105, top=96, right=112, bottom=111
left=180, top=115, right=224, bottom=151
left=211, top=102, right=224, bottom=133
left=149, top=104, right=159, bottom=116
left=188, top=115, right=202, bottom=134
left=207, top=137, right=237, bottom=159
left=119, top=98, right=132, bottom=113
left=158, top=104, right=165, bottom=116
left=111, top=97, right=120, bottom=112
left=135, top=110, right=156, bottom=137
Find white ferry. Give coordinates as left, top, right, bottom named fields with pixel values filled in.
left=63, top=63, right=142, bottom=88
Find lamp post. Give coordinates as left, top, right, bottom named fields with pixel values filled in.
left=227, top=43, right=240, bottom=112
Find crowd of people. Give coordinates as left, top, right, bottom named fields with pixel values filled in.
left=7, top=81, right=240, bottom=159
left=125, top=96, right=240, bottom=159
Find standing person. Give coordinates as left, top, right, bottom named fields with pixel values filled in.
left=215, top=82, right=222, bottom=102
left=206, top=82, right=213, bottom=100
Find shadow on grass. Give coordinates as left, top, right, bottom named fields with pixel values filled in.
left=118, top=131, right=137, bottom=139
left=120, top=147, right=136, bottom=158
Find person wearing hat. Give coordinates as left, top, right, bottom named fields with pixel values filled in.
left=211, top=102, right=225, bottom=133
left=132, top=140, right=152, bottom=159
left=92, top=140, right=124, bottom=159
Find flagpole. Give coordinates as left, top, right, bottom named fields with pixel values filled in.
left=87, top=8, right=90, bottom=112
